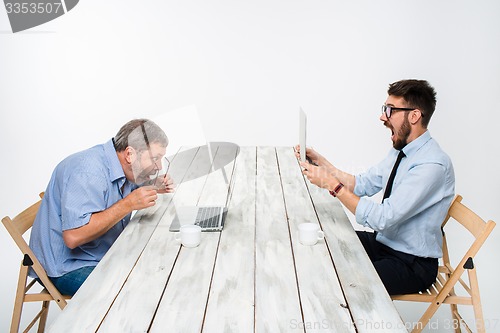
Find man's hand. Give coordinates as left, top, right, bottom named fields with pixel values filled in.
left=300, top=161, right=337, bottom=191
left=294, top=145, right=324, bottom=167
left=153, top=174, right=175, bottom=194
left=126, top=186, right=159, bottom=210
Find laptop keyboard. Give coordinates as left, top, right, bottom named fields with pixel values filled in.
left=195, top=207, right=221, bottom=229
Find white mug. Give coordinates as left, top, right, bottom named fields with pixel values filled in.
left=175, top=224, right=202, bottom=248
left=298, top=223, right=324, bottom=246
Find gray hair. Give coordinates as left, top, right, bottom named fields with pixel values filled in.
left=113, top=119, right=168, bottom=152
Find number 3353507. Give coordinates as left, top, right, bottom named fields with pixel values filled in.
left=5, top=2, right=63, bottom=14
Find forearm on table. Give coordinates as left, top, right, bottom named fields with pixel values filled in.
left=63, top=198, right=133, bottom=249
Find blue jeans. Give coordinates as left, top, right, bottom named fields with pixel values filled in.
left=49, top=266, right=96, bottom=296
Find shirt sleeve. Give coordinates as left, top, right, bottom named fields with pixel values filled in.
left=354, top=156, right=392, bottom=197
left=60, top=171, right=109, bottom=231
left=355, top=162, right=448, bottom=231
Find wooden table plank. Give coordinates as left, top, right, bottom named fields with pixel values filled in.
left=276, top=147, right=355, bottom=332
left=202, top=147, right=256, bottom=333
left=149, top=144, right=238, bottom=332
left=96, top=146, right=223, bottom=332
left=47, top=146, right=200, bottom=333
left=254, top=147, right=303, bottom=332
left=306, top=183, right=407, bottom=332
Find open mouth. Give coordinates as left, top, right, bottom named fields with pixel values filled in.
left=384, top=121, right=395, bottom=141
left=134, top=168, right=158, bottom=185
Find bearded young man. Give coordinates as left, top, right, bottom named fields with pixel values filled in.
left=298, top=79, right=455, bottom=295
left=30, top=119, right=174, bottom=295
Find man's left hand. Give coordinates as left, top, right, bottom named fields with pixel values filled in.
left=155, top=174, right=175, bottom=194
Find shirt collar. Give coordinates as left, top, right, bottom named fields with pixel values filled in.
left=103, top=139, right=126, bottom=183
left=401, top=130, right=432, bottom=157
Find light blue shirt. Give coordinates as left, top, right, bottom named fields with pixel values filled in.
left=354, top=131, right=455, bottom=258
left=30, top=139, right=136, bottom=278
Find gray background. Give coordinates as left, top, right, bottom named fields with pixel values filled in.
left=1, top=0, right=499, bottom=331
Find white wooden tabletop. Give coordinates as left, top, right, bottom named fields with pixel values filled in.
left=48, top=146, right=407, bottom=333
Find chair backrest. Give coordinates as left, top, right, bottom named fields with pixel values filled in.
left=2, top=193, right=67, bottom=308
left=441, top=194, right=496, bottom=274
left=3, top=199, right=42, bottom=254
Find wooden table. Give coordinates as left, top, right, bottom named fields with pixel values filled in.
left=48, top=146, right=407, bottom=332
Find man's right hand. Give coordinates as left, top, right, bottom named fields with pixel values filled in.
left=126, top=186, right=159, bottom=210
left=294, top=145, right=323, bottom=166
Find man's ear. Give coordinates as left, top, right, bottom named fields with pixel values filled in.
left=410, top=109, right=423, bottom=125
left=125, top=146, right=137, bottom=164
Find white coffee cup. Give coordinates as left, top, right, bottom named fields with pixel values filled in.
left=298, top=223, right=324, bottom=246
left=175, top=224, right=202, bottom=248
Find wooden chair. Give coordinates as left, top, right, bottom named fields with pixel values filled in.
left=2, top=193, right=71, bottom=333
left=392, top=195, right=496, bottom=333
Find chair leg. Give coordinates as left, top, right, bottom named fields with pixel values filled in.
left=410, top=322, right=425, bottom=333
left=449, top=303, right=462, bottom=333
left=468, top=268, right=485, bottom=333
left=412, top=301, right=443, bottom=333
left=11, top=263, right=29, bottom=333
left=37, top=301, right=50, bottom=333
left=448, top=284, right=462, bottom=333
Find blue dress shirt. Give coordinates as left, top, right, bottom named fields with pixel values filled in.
left=30, top=139, right=136, bottom=278
left=354, top=131, right=455, bottom=258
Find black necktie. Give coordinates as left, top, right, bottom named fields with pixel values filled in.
left=382, top=150, right=406, bottom=201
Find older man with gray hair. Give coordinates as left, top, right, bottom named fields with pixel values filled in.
left=30, top=119, right=174, bottom=295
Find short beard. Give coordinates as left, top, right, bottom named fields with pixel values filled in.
left=131, top=160, right=151, bottom=185
left=393, top=115, right=411, bottom=150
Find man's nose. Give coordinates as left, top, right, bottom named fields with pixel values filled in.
left=380, top=112, right=388, bottom=122
left=153, top=160, right=160, bottom=171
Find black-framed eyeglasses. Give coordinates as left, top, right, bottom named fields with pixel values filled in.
left=381, top=105, right=416, bottom=119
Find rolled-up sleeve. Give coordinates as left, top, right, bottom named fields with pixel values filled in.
left=355, top=197, right=376, bottom=228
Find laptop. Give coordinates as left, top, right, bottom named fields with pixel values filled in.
left=169, top=206, right=228, bottom=232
